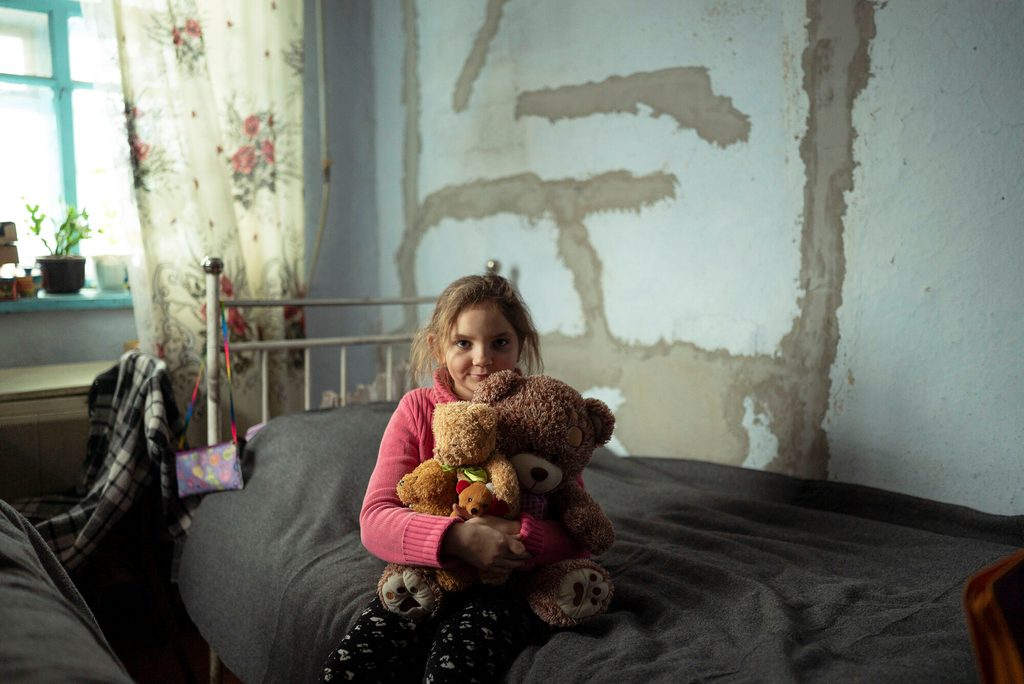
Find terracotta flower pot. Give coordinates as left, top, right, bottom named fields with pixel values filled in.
left=37, top=255, right=86, bottom=294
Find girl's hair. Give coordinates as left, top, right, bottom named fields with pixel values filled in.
left=410, top=273, right=542, bottom=379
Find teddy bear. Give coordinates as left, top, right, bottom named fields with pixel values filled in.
left=376, top=400, right=520, bottom=619
left=472, top=370, right=617, bottom=628
left=451, top=480, right=493, bottom=518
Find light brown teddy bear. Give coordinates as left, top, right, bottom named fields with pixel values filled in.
left=451, top=481, right=493, bottom=518
left=473, top=370, right=617, bottom=628
left=376, top=401, right=520, bottom=619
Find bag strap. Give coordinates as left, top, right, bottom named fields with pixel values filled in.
left=178, top=360, right=204, bottom=449
left=220, top=302, right=239, bottom=445
left=176, top=301, right=239, bottom=449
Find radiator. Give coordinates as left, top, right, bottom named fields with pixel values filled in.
left=0, top=360, right=114, bottom=500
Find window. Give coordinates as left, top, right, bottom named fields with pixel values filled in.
left=0, top=0, right=134, bottom=272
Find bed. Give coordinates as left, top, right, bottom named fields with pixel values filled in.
left=176, top=257, right=1023, bottom=683
left=0, top=499, right=134, bottom=683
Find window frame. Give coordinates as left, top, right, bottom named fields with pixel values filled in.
left=0, top=0, right=89, bottom=216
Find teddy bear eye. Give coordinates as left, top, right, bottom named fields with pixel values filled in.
left=566, top=425, right=583, bottom=448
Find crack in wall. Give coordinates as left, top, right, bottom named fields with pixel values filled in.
left=515, top=67, right=752, bottom=148
left=759, top=0, right=875, bottom=476
left=393, top=1, right=875, bottom=479
left=396, top=171, right=677, bottom=341
left=452, top=0, right=509, bottom=112
left=401, top=0, right=421, bottom=259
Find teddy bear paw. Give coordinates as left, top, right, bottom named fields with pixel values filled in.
left=379, top=567, right=438, bottom=620
left=554, top=565, right=612, bottom=623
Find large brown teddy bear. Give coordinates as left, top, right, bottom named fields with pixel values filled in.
left=376, top=401, right=520, bottom=619
left=474, top=370, right=617, bottom=628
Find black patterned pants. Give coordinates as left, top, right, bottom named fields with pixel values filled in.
left=319, top=586, right=545, bottom=683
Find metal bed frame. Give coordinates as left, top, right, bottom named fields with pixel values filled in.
left=202, top=256, right=434, bottom=433
left=199, top=255, right=435, bottom=682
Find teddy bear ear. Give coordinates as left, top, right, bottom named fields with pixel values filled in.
left=432, top=400, right=463, bottom=433
left=465, top=402, right=498, bottom=432
left=584, top=397, right=615, bottom=446
left=472, top=369, right=522, bottom=403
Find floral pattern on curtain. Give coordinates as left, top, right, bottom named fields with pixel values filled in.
left=109, top=0, right=305, bottom=439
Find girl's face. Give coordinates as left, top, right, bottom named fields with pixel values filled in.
left=438, top=304, right=520, bottom=400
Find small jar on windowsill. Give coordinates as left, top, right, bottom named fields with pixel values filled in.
left=93, top=254, right=129, bottom=293
left=0, top=276, right=15, bottom=301
left=15, top=271, right=38, bottom=298
left=0, top=264, right=37, bottom=300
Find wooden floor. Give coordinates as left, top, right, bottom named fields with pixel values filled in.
left=89, top=577, right=243, bottom=684
left=112, top=613, right=243, bottom=684
left=71, top=524, right=244, bottom=684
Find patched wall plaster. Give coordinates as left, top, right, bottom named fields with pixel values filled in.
left=356, top=0, right=1023, bottom=514
left=452, top=0, right=508, bottom=113
left=515, top=67, right=751, bottom=148
left=382, top=0, right=849, bottom=478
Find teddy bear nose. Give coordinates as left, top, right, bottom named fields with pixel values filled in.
left=531, top=467, right=549, bottom=482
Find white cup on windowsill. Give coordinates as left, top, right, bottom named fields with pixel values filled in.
left=93, top=255, right=128, bottom=292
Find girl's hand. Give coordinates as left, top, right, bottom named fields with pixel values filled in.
left=442, top=516, right=529, bottom=572
left=472, top=515, right=522, bottom=537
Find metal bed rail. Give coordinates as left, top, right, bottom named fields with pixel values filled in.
left=203, top=256, right=434, bottom=430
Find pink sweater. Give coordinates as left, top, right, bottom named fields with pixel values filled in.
left=359, top=370, right=587, bottom=570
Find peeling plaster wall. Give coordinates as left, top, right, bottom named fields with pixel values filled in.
left=826, top=0, right=1024, bottom=515
left=408, top=0, right=807, bottom=361
left=352, top=0, right=1023, bottom=514
left=303, top=0, right=382, bottom=400
left=374, top=0, right=818, bottom=471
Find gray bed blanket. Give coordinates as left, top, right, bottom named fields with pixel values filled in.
left=0, top=499, right=134, bottom=683
left=178, top=403, right=1022, bottom=683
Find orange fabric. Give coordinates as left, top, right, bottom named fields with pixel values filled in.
left=964, top=549, right=1024, bottom=684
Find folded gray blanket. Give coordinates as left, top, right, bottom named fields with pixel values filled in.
left=178, top=404, right=1022, bottom=683
left=0, top=499, right=133, bottom=684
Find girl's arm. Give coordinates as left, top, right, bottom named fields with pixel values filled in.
left=516, top=475, right=593, bottom=569
left=517, top=513, right=589, bottom=570
left=359, top=396, right=457, bottom=568
left=441, top=517, right=529, bottom=573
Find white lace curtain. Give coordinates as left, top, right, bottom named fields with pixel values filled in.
left=87, top=0, right=306, bottom=438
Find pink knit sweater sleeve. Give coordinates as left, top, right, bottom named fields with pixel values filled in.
left=517, top=477, right=591, bottom=570
left=359, top=390, right=458, bottom=568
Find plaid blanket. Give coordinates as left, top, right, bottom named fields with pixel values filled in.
left=13, top=350, right=197, bottom=572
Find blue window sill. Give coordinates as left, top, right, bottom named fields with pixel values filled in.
left=0, top=288, right=133, bottom=313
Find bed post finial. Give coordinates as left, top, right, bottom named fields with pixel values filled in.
left=486, top=259, right=517, bottom=286
left=203, top=256, right=223, bottom=447
left=203, top=256, right=224, bottom=275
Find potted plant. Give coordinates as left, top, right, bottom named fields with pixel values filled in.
left=26, top=203, right=92, bottom=294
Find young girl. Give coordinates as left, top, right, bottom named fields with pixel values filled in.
left=319, top=273, right=589, bottom=683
